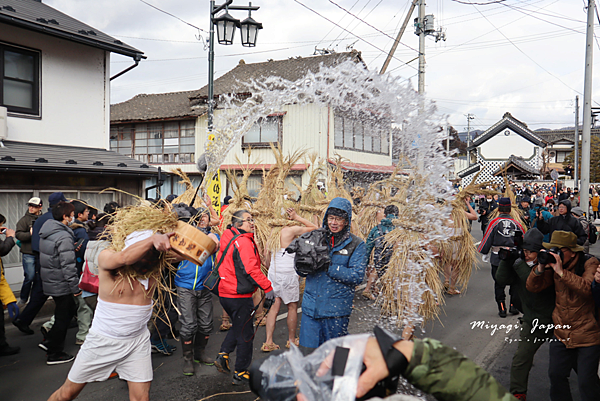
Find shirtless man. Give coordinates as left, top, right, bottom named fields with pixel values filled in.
left=261, top=208, right=318, bottom=351
left=47, top=231, right=176, bottom=401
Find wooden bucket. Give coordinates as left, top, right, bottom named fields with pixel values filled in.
left=170, top=221, right=218, bottom=266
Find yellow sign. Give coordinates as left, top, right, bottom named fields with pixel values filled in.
left=207, top=171, right=221, bottom=216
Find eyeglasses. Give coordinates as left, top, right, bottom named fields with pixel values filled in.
left=327, top=215, right=346, bottom=223
left=242, top=218, right=255, bottom=223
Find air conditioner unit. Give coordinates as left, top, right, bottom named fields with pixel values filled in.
left=0, top=106, right=7, bottom=140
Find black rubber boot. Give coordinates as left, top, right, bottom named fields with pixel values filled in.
left=509, top=303, right=520, bottom=315
left=194, top=333, right=214, bottom=365
left=497, top=301, right=507, bottom=318
left=182, top=339, right=194, bottom=376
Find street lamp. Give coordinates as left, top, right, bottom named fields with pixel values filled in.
left=208, top=1, right=262, bottom=132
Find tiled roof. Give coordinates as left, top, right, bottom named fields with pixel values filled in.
left=111, top=90, right=205, bottom=123
left=190, top=50, right=363, bottom=100
left=111, top=51, right=362, bottom=123
left=536, top=127, right=600, bottom=144
left=457, top=164, right=480, bottom=178
left=493, top=155, right=540, bottom=176
left=0, top=140, right=157, bottom=177
left=327, top=159, right=399, bottom=174
left=0, top=0, right=142, bottom=58
left=470, top=112, right=545, bottom=149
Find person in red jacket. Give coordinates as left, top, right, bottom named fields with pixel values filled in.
left=214, top=209, right=274, bottom=385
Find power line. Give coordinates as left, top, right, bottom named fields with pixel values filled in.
left=291, top=0, right=418, bottom=70
left=327, top=0, right=419, bottom=53
left=138, top=0, right=206, bottom=32
left=499, top=3, right=585, bottom=34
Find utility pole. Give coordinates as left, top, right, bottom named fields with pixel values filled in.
left=466, top=114, right=475, bottom=166
left=381, top=0, right=418, bottom=74
left=581, top=0, right=594, bottom=217
left=417, top=0, right=426, bottom=94
left=574, top=96, right=580, bottom=189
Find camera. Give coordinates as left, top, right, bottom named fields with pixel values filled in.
left=538, top=247, right=563, bottom=265
left=498, top=230, right=523, bottom=261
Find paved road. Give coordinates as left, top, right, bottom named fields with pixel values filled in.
left=1, top=224, right=592, bottom=400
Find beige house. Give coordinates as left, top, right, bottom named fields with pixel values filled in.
left=111, top=51, right=395, bottom=199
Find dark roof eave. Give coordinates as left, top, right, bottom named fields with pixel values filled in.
left=110, top=114, right=203, bottom=124
left=0, top=164, right=157, bottom=177
left=0, top=16, right=143, bottom=58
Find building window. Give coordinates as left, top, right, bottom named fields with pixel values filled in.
left=334, top=111, right=390, bottom=155
left=242, top=116, right=282, bottom=147
left=110, top=120, right=195, bottom=164
left=1, top=43, right=40, bottom=116
left=556, top=151, right=566, bottom=163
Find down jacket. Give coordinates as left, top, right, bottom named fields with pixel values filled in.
left=216, top=227, right=272, bottom=298
left=526, top=252, right=600, bottom=348
left=536, top=200, right=587, bottom=245
left=302, top=197, right=366, bottom=319
left=39, top=219, right=79, bottom=297
left=15, top=211, right=39, bottom=255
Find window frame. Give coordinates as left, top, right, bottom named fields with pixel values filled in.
left=110, top=119, right=196, bottom=164
left=241, top=115, right=283, bottom=148
left=333, top=110, right=390, bottom=155
left=0, top=42, right=41, bottom=117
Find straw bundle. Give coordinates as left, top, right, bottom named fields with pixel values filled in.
left=488, top=175, right=528, bottom=231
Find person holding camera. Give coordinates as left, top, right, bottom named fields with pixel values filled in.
left=299, top=197, right=366, bottom=350
left=495, top=228, right=555, bottom=400
left=214, top=210, right=274, bottom=385
left=535, top=200, right=587, bottom=246
left=478, top=194, right=497, bottom=234
left=526, top=230, right=600, bottom=401
left=478, top=197, right=524, bottom=317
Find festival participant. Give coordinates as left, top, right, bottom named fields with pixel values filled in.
left=0, top=215, right=20, bottom=356
left=15, top=197, right=43, bottom=306
left=526, top=231, right=600, bottom=401
left=535, top=199, right=587, bottom=246
left=495, top=228, right=554, bottom=400
left=363, top=205, right=397, bottom=300
left=175, top=209, right=220, bottom=375
left=214, top=210, right=274, bottom=385
left=478, top=197, right=524, bottom=317
left=46, top=230, right=176, bottom=401
left=299, top=197, right=366, bottom=350
left=261, top=207, right=318, bottom=352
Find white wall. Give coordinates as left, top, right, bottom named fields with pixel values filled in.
left=479, top=128, right=536, bottom=160
left=1, top=24, right=109, bottom=149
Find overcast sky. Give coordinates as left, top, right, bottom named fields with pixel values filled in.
left=46, top=0, right=600, bottom=132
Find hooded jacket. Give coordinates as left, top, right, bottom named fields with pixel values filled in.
left=216, top=227, right=272, bottom=298
left=15, top=211, right=39, bottom=255
left=31, top=208, right=54, bottom=254
left=536, top=200, right=587, bottom=245
left=365, top=215, right=396, bottom=270
left=302, top=197, right=366, bottom=319
left=39, top=219, right=79, bottom=297
left=176, top=233, right=220, bottom=291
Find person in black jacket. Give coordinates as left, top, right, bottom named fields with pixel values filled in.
left=535, top=199, right=587, bottom=246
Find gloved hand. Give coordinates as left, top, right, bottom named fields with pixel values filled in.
left=7, top=302, right=19, bottom=319
left=264, top=290, right=275, bottom=310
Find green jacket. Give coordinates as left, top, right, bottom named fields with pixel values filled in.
left=404, top=338, right=517, bottom=401
left=495, top=258, right=555, bottom=328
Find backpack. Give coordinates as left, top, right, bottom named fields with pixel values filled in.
left=589, top=223, right=598, bottom=244
left=372, top=225, right=393, bottom=273
left=285, top=228, right=331, bottom=277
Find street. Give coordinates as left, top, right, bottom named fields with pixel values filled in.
left=1, top=224, right=589, bottom=401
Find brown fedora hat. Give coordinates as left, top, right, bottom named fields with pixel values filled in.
left=543, top=231, right=584, bottom=253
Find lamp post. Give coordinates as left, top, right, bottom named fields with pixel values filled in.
left=208, top=1, right=262, bottom=133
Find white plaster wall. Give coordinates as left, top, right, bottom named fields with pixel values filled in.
left=479, top=128, right=536, bottom=160
left=1, top=24, right=109, bottom=149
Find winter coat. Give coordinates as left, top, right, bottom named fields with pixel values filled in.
left=591, top=195, right=600, bottom=212
left=536, top=200, right=587, bottom=245
left=477, top=214, right=525, bottom=266
left=303, top=197, right=366, bottom=319
left=39, top=219, right=79, bottom=297
left=31, top=209, right=54, bottom=254
left=365, top=215, right=396, bottom=269
left=496, top=258, right=555, bottom=329
left=176, top=233, right=220, bottom=291
left=216, top=227, right=272, bottom=298
left=402, top=338, right=517, bottom=401
left=15, top=212, right=39, bottom=255
left=0, top=237, right=16, bottom=306
left=526, top=252, right=600, bottom=348
left=71, top=220, right=89, bottom=274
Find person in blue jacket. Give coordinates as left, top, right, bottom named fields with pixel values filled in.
left=174, top=209, right=220, bottom=376
left=299, top=197, right=366, bottom=350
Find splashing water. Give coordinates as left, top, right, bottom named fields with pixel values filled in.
left=205, top=59, right=455, bottom=332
